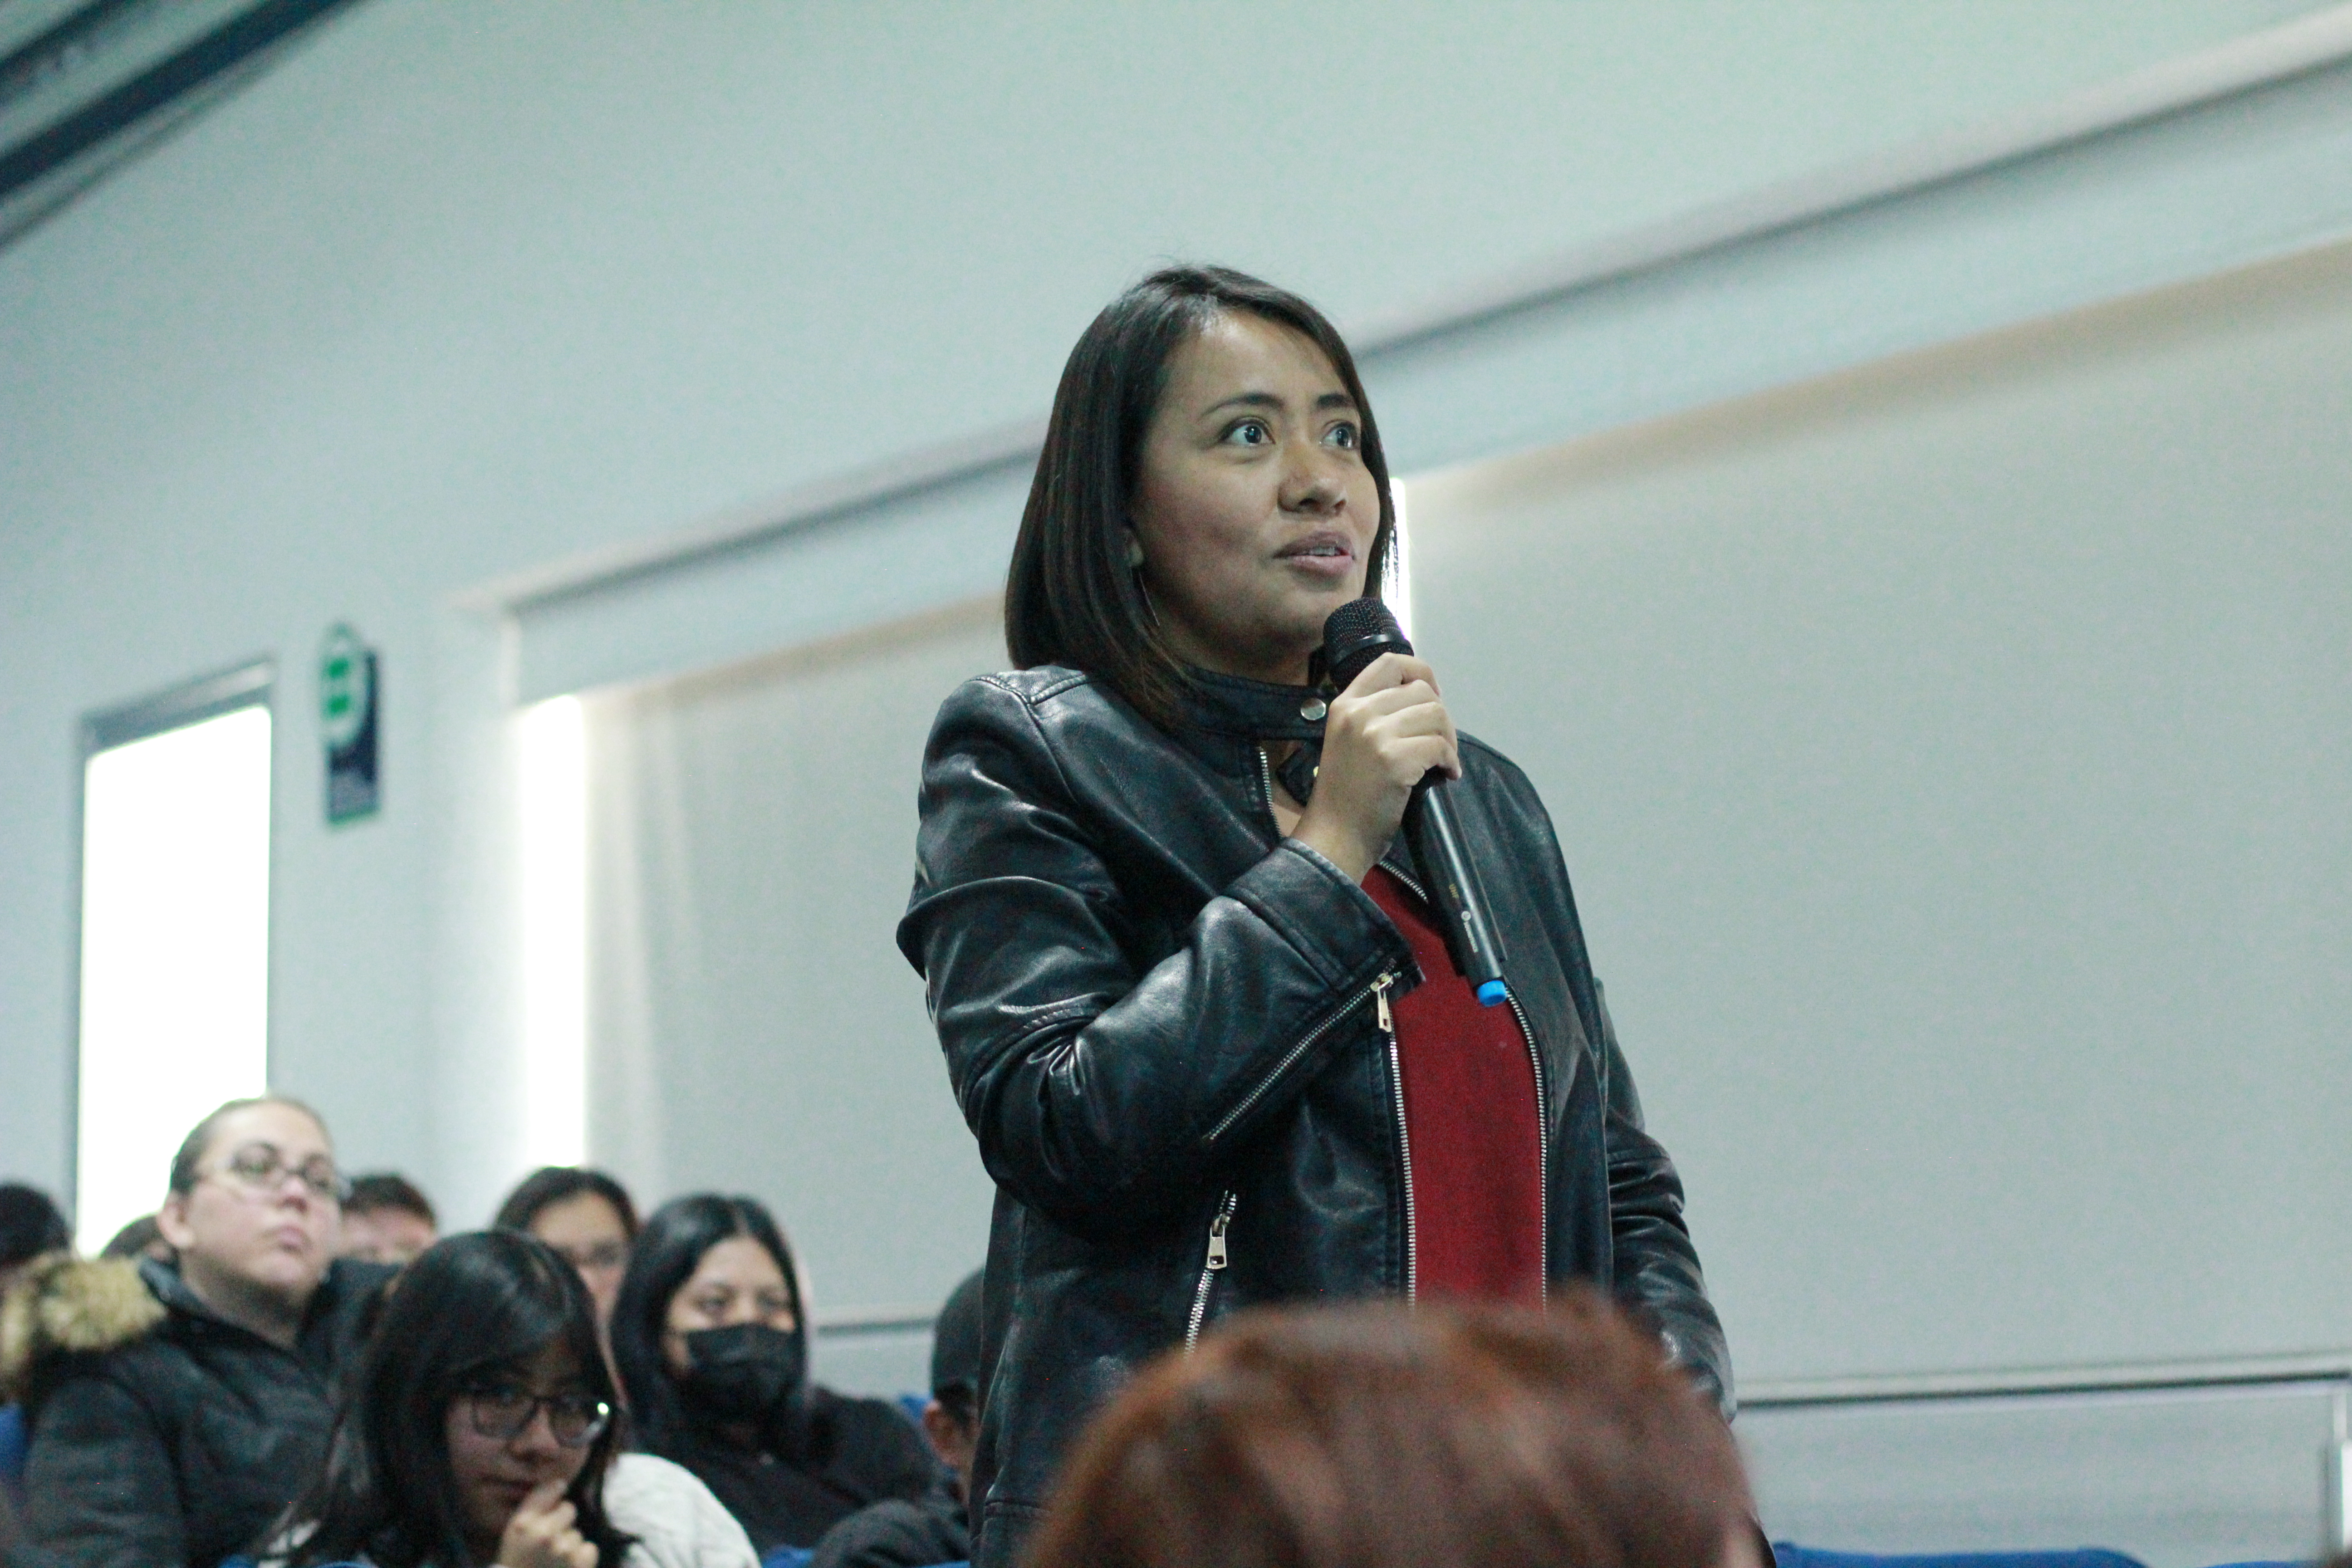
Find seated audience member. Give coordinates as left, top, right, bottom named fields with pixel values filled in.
left=1028, top=1288, right=1761, bottom=1568
left=498, top=1166, right=640, bottom=1332
left=2, top=1185, right=74, bottom=1512
left=16, top=1096, right=392, bottom=1568
left=809, top=1269, right=984, bottom=1568
left=0, top=1183, right=71, bottom=1299
left=337, top=1172, right=440, bottom=1266
left=99, top=1212, right=173, bottom=1264
left=612, top=1196, right=938, bottom=1556
left=279, top=1230, right=755, bottom=1568
left=3, top=1254, right=153, bottom=1497
left=1, top=1183, right=73, bottom=1512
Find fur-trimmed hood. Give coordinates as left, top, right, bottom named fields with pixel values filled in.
left=0, top=1252, right=165, bottom=1401
left=6, top=1251, right=393, bottom=1564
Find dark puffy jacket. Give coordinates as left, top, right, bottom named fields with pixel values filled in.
left=807, top=1478, right=969, bottom=1568
left=657, top=1389, right=942, bottom=1554
left=897, top=666, right=1732, bottom=1568
left=13, top=1253, right=390, bottom=1568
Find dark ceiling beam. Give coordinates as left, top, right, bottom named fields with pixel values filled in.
left=0, top=0, right=362, bottom=235
left=0, top=0, right=169, bottom=106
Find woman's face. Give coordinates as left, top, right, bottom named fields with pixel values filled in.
left=156, top=1101, right=340, bottom=1315
left=661, top=1235, right=798, bottom=1376
left=1131, top=311, right=1382, bottom=687
left=529, top=1192, right=631, bottom=1328
left=442, top=1343, right=594, bottom=1550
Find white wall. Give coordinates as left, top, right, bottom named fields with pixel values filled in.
left=1407, top=240, right=2352, bottom=1382
left=0, top=0, right=2334, bottom=1241
left=581, top=603, right=1007, bottom=1317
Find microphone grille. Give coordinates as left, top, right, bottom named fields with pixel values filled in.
left=1322, top=597, right=1412, bottom=691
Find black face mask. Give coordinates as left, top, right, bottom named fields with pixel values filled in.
left=679, top=1322, right=806, bottom=1428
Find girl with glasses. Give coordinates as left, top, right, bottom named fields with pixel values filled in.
left=276, top=1230, right=755, bottom=1568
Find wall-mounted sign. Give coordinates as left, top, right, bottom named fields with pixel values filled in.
left=320, top=624, right=380, bottom=824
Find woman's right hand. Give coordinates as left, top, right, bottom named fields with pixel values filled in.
left=498, top=1480, right=599, bottom=1568
left=1292, top=651, right=1460, bottom=882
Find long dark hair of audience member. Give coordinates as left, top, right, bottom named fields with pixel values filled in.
left=1028, top=1288, right=1759, bottom=1568
left=283, top=1230, right=635, bottom=1568
left=608, top=1195, right=936, bottom=1554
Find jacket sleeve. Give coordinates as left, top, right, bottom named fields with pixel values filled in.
left=1594, top=980, right=1737, bottom=1419
left=843, top=1397, right=945, bottom=1506
left=1476, top=738, right=1736, bottom=1419
left=898, top=676, right=1408, bottom=1235
left=22, top=1371, right=189, bottom=1568
left=602, top=1452, right=759, bottom=1568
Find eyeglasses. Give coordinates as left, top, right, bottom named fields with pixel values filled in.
left=206, top=1143, right=351, bottom=1204
left=553, top=1240, right=628, bottom=1274
left=459, top=1384, right=612, bottom=1448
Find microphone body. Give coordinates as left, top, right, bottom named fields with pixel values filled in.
left=1322, top=599, right=1511, bottom=1007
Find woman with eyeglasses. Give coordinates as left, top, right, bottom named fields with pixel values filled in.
left=277, top=1230, right=755, bottom=1568
left=17, top=1095, right=394, bottom=1568
left=495, top=1167, right=640, bottom=1338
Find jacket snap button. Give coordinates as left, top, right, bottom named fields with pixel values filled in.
left=1299, top=698, right=1327, bottom=721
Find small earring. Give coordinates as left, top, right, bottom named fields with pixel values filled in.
left=1126, top=534, right=1145, bottom=569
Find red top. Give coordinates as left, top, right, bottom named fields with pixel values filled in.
left=1365, top=867, right=1547, bottom=1307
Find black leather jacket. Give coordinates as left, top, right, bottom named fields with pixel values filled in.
left=898, top=665, right=1730, bottom=1568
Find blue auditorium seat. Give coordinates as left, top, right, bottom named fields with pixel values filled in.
left=0, top=1402, right=25, bottom=1500
left=1774, top=1546, right=2152, bottom=1568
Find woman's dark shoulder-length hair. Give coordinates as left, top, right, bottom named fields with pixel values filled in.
left=609, top=1192, right=805, bottom=1456
left=285, top=1230, right=633, bottom=1568
left=493, top=1164, right=640, bottom=1237
left=1005, top=264, right=1397, bottom=730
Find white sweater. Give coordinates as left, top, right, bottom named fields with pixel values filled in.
left=605, top=1453, right=760, bottom=1568
left=260, top=1452, right=756, bottom=1568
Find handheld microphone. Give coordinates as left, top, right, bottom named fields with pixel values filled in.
left=1321, top=598, right=1511, bottom=1007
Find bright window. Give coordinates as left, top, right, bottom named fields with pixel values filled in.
left=76, top=688, right=273, bottom=1253
left=518, top=693, right=587, bottom=1168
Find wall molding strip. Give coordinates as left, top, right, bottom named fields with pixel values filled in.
left=1745, top=1348, right=2352, bottom=1410
left=490, top=2, right=2352, bottom=701
left=813, top=1306, right=946, bottom=1340
left=1348, top=2, right=2352, bottom=355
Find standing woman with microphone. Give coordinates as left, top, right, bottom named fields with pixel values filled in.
left=898, top=266, right=1730, bottom=1568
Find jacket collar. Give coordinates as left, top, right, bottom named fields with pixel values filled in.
left=140, top=1253, right=357, bottom=1352
left=1171, top=667, right=1426, bottom=887
left=1169, top=666, right=1331, bottom=775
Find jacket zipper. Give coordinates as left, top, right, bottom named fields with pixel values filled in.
left=1257, top=751, right=1453, bottom=1298
left=1376, top=973, right=1416, bottom=1299
left=1382, top=862, right=1549, bottom=1287
left=1187, top=750, right=1325, bottom=1344
left=1504, top=988, right=1551, bottom=1285
left=1184, top=1191, right=1239, bottom=1349
left=1204, top=969, right=1399, bottom=1147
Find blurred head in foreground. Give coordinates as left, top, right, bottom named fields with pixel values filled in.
left=1027, top=1288, right=1757, bottom=1568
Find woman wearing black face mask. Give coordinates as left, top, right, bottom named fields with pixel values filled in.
left=609, top=1196, right=939, bottom=1556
